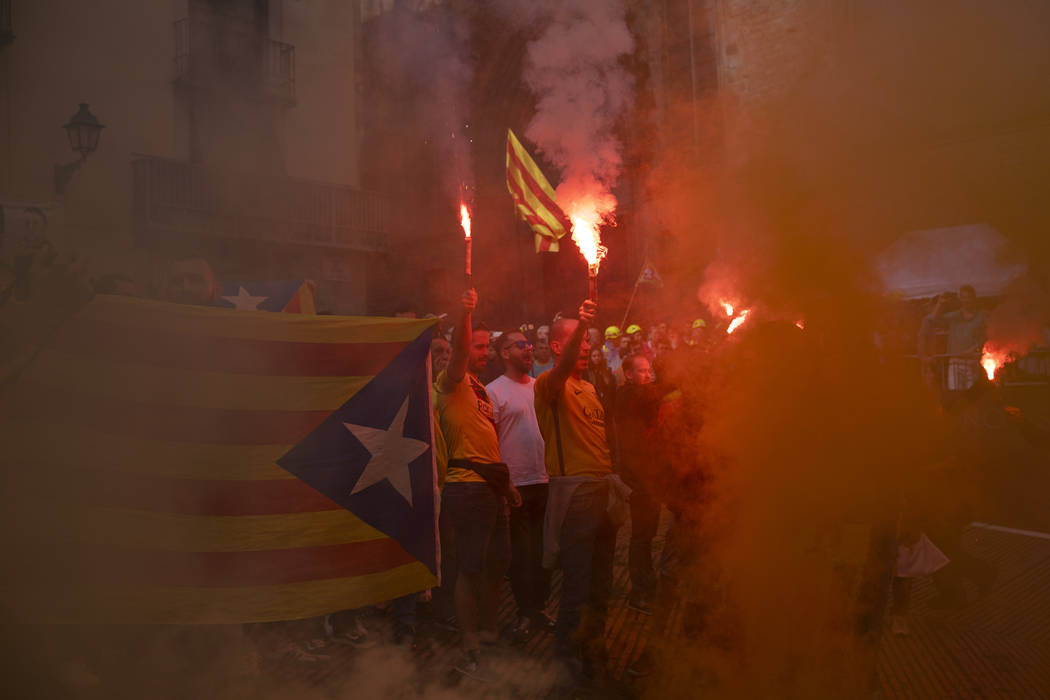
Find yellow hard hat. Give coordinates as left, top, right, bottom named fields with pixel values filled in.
left=625, top=324, right=642, bottom=335
left=604, top=325, right=621, bottom=339
left=691, top=318, right=707, bottom=329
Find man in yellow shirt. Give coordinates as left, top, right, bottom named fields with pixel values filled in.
left=435, top=289, right=519, bottom=678
left=533, top=299, right=620, bottom=680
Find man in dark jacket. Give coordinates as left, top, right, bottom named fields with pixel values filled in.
left=614, top=354, right=679, bottom=614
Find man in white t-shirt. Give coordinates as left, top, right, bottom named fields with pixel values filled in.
left=486, top=329, right=553, bottom=641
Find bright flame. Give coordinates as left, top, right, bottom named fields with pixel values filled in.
left=459, top=204, right=471, bottom=239
left=795, top=319, right=805, bottom=330
left=727, top=309, right=751, bottom=334
left=569, top=205, right=607, bottom=270
left=720, top=300, right=735, bottom=317
left=980, top=345, right=1010, bottom=381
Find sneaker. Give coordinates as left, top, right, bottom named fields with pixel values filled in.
left=626, top=648, right=655, bottom=678
left=279, top=640, right=330, bottom=663
left=327, top=616, right=377, bottom=648
left=531, top=610, right=557, bottom=631
left=510, top=616, right=532, bottom=645
left=454, top=649, right=488, bottom=682
left=891, top=615, right=910, bottom=636
left=627, top=593, right=653, bottom=616
left=433, top=614, right=459, bottom=633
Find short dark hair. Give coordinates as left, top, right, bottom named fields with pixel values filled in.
left=499, top=328, right=526, bottom=352
left=623, top=354, right=647, bottom=374
left=551, top=317, right=579, bottom=346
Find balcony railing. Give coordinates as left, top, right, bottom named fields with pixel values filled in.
left=915, top=351, right=1050, bottom=394
left=173, top=17, right=295, bottom=105
left=132, top=155, right=389, bottom=254
left=1, top=0, right=13, bottom=47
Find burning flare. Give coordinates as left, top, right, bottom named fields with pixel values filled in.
left=980, top=345, right=1011, bottom=381
left=727, top=309, right=751, bottom=335
left=459, top=203, right=471, bottom=239
left=720, top=298, right=751, bottom=334
left=569, top=208, right=607, bottom=271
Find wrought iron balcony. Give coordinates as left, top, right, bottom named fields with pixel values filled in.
left=1, top=0, right=13, bottom=47
left=132, top=155, right=389, bottom=254
left=173, top=17, right=295, bottom=105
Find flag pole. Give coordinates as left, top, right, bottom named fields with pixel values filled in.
left=620, top=275, right=640, bottom=329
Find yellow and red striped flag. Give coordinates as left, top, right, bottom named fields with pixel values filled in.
left=506, top=129, right=571, bottom=253
left=1, top=295, right=438, bottom=624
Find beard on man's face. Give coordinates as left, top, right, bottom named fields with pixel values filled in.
left=468, top=354, right=488, bottom=376
left=508, top=352, right=532, bottom=374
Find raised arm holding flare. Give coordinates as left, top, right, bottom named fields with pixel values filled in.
left=533, top=299, right=622, bottom=682
left=546, top=299, right=597, bottom=396
left=434, top=288, right=518, bottom=677
left=446, top=288, right=477, bottom=386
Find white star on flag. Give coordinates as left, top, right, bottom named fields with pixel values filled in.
left=344, top=396, right=428, bottom=507
left=222, top=286, right=269, bottom=311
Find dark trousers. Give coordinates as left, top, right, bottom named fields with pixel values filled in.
left=509, top=483, right=552, bottom=619
left=431, top=501, right=457, bottom=621
left=926, top=523, right=996, bottom=603
left=627, top=489, right=660, bottom=597
left=392, top=593, right=416, bottom=628
left=555, top=482, right=618, bottom=659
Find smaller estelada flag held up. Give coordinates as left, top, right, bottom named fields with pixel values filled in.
left=637, top=257, right=663, bottom=286
left=506, top=129, right=572, bottom=253
left=217, top=280, right=317, bottom=314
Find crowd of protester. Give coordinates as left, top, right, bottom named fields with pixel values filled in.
left=413, top=291, right=747, bottom=685
left=3, top=237, right=1048, bottom=692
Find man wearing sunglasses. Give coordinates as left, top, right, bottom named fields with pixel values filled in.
left=486, top=330, right=554, bottom=643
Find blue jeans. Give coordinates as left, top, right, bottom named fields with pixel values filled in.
left=554, top=481, right=618, bottom=658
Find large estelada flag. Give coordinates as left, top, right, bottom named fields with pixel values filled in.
left=217, top=280, right=317, bottom=314
left=506, top=129, right=572, bottom=253
left=1, top=295, right=438, bottom=624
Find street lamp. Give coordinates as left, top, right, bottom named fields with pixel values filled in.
left=54, top=103, right=104, bottom=195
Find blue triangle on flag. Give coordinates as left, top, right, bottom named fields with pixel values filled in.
left=277, top=331, right=437, bottom=574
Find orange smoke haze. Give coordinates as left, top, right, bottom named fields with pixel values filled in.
left=637, top=0, right=1050, bottom=696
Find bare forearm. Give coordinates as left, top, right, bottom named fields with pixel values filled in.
left=447, top=309, right=471, bottom=383
left=549, top=322, right=586, bottom=394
